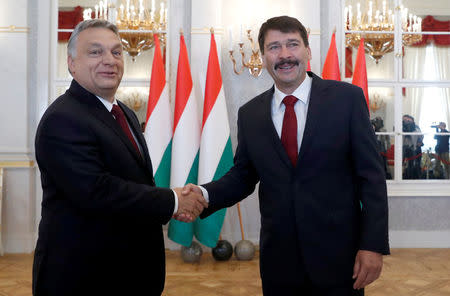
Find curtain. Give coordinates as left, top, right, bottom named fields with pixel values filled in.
left=411, top=16, right=450, bottom=47
left=58, top=6, right=84, bottom=42
left=403, top=46, right=427, bottom=121
left=433, top=45, right=450, bottom=125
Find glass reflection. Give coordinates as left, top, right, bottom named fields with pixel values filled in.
left=369, top=87, right=395, bottom=132
left=374, top=134, right=394, bottom=180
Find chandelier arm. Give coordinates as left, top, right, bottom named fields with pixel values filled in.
left=229, top=50, right=244, bottom=75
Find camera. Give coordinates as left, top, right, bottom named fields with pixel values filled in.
left=371, top=117, right=384, bottom=132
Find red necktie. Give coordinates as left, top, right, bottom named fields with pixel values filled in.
left=111, top=104, right=141, bottom=157
left=281, top=95, right=298, bottom=166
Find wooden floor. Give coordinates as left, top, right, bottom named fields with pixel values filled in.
left=0, top=249, right=449, bottom=295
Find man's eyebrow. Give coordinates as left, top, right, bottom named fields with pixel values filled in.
left=266, top=41, right=281, bottom=47
left=111, top=43, right=123, bottom=50
left=266, top=39, right=301, bottom=47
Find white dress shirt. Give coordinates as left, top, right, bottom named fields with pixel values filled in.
left=271, top=74, right=312, bottom=152
left=95, top=96, right=179, bottom=215
left=200, top=75, right=313, bottom=203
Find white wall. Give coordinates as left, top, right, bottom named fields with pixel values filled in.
left=0, top=0, right=36, bottom=253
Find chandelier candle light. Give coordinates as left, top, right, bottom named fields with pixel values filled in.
left=84, top=0, right=167, bottom=61
left=345, top=0, right=422, bottom=63
left=228, top=26, right=263, bottom=77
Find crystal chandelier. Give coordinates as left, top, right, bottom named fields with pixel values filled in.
left=84, top=0, right=167, bottom=61
left=345, top=1, right=422, bottom=63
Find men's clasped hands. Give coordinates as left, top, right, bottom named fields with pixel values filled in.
left=172, top=184, right=207, bottom=223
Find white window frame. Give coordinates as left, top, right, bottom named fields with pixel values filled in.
left=340, top=0, right=450, bottom=196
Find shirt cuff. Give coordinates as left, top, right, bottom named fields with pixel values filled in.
left=198, top=185, right=209, bottom=203
left=171, top=189, right=178, bottom=215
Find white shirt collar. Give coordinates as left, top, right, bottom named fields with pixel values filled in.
left=95, top=95, right=118, bottom=112
left=273, top=74, right=312, bottom=109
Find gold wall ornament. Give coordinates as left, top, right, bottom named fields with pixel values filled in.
left=124, top=93, right=144, bottom=111
left=0, top=26, right=29, bottom=33
left=84, top=0, right=167, bottom=61
left=345, top=1, right=422, bottom=64
left=228, top=28, right=263, bottom=77
left=116, top=89, right=145, bottom=112
left=370, top=93, right=386, bottom=112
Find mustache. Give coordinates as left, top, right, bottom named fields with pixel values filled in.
left=274, top=58, right=300, bottom=70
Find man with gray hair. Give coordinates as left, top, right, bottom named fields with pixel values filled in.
left=33, top=19, right=207, bottom=296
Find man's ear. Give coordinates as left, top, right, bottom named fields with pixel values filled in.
left=68, top=55, right=75, bottom=74
left=306, top=46, right=312, bottom=61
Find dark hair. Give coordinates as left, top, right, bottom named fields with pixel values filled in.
left=402, top=114, right=415, bottom=122
left=258, top=16, right=309, bottom=54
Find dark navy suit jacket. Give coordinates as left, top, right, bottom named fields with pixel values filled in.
left=33, top=80, right=174, bottom=296
left=201, top=72, right=390, bottom=286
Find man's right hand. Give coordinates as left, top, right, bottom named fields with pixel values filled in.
left=173, top=186, right=208, bottom=223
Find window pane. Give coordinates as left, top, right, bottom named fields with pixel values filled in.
left=375, top=134, right=394, bottom=180
left=403, top=139, right=450, bottom=180
left=432, top=130, right=450, bottom=179
left=402, top=130, right=425, bottom=179
left=402, top=87, right=450, bottom=180
left=400, top=0, right=450, bottom=80
left=57, top=0, right=167, bottom=80
left=369, top=87, right=395, bottom=132
left=116, top=87, right=150, bottom=127
left=344, top=0, right=395, bottom=80
left=123, top=47, right=156, bottom=79
left=403, top=43, right=450, bottom=81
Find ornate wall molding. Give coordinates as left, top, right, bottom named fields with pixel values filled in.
left=0, top=26, right=30, bottom=33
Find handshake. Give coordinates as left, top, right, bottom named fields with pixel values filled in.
left=173, top=184, right=208, bottom=223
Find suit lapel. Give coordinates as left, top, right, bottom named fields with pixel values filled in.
left=118, top=101, right=154, bottom=174
left=67, top=80, right=147, bottom=169
left=260, top=87, right=293, bottom=170
left=297, top=73, right=326, bottom=168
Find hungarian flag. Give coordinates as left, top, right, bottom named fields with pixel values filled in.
left=144, top=34, right=172, bottom=188
left=168, top=33, right=201, bottom=246
left=352, top=38, right=369, bottom=111
left=321, top=32, right=341, bottom=80
left=194, top=32, right=233, bottom=248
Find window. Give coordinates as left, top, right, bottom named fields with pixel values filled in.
left=342, top=0, right=450, bottom=195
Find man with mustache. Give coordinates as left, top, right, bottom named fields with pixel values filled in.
left=182, top=16, right=389, bottom=295
left=33, top=19, right=207, bottom=296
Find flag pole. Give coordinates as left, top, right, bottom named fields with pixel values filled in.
left=236, top=203, right=245, bottom=241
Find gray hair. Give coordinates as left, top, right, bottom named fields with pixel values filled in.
left=67, top=19, right=120, bottom=58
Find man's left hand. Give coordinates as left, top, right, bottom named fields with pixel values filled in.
left=352, top=250, right=383, bottom=290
